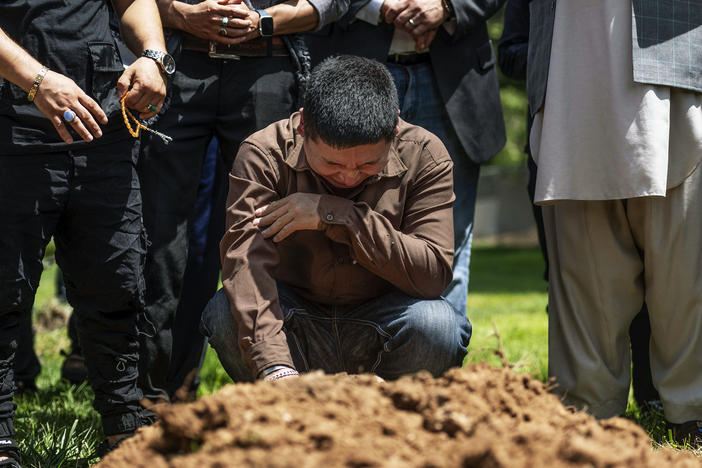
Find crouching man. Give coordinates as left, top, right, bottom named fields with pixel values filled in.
left=201, top=55, right=471, bottom=382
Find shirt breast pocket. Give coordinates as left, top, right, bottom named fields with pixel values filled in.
left=87, top=42, right=125, bottom=116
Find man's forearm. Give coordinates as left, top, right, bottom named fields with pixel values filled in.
left=266, top=0, right=319, bottom=36
left=0, top=27, right=45, bottom=92
left=156, top=0, right=189, bottom=31
left=113, top=0, right=167, bottom=55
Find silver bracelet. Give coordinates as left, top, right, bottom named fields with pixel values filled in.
left=258, top=365, right=293, bottom=379
left=264, top=369, right=299, bottom=381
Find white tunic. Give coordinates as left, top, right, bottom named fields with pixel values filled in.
left=530, top=0, right=702, bottom=204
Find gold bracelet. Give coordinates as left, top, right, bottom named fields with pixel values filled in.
left=27, top=66, right=49, bottom=102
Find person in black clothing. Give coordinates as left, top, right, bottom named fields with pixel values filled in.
left=137, top=0, right=348, bottom=404
left=0, top=0, right=169, bottom=465
left=497, top=0, right=660, bottom=412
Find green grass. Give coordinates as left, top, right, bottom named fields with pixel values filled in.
left=15, top=247, right=700, bottom=466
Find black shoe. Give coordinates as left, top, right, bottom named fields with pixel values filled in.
left=0, top=438, right=22, bottom=468
left=60, top=350, right=88, bottom=384
left=14, top=380, right=37, bottom=397
left=669, top=420, right=702, bottom=448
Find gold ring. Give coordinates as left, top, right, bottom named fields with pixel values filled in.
left=219, top=27, right=228, bottom=36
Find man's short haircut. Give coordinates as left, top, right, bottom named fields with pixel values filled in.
left=303, top=55, right=399, bottom=148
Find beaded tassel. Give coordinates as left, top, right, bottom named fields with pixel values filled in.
left=120, top=92, right=172, bottom=145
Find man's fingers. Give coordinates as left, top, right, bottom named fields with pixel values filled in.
left=212, top=29, right=257, bottom=44
left=116, top=69, right=133, bottom=99
left=394, top=8, right=416, bottom=28
left=72, top=103, right=103, bottom=139
left=51, top=116, right=73, bottom=144
left=261, top=212, right=294, bottom=238
left=78, top=92, right=108, bottom=125
left=212, top=4, right=251, bottom=19
left=66, top=113, right=94, bottom=142
left=383, top=6, right=402, bottom=24
left=255, top=204, right=289, bottom=228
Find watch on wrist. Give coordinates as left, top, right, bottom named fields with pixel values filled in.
left=256, top=9, right=274, bottom=38
left=141, top=49, right=176, bottom=76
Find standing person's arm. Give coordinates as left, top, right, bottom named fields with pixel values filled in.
left=156, top=0, right=349, bottom=45
left=0, top=27, right=108, bottom=143
left=498, top=0, right=530, bottom=80
left=112, top=0, right=169, bottom=118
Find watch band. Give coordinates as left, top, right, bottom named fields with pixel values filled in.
left=141, top=49, right=176, bottom=76
left=27, top=66, right=49, bottom=102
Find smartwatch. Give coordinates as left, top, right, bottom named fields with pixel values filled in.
left=256, top=9, right=274, bottom=37
left=141, top=49, right=176, bottom=76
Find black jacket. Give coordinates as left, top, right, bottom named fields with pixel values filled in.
left=305, top=0, right=507, bottom=165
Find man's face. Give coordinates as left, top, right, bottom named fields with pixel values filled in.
left=304, top=136, right=391, bottom=189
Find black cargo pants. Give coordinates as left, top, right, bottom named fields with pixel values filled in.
left=137, top=50, right=297, bottom=402
left=0, top=139, right=147, bottom=437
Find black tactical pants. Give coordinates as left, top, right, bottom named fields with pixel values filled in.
left=137, top=50, right=297, bottom=402
left=0, top=139, right=147, bottom=437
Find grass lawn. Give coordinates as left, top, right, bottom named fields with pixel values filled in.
left=14, top=246, right=700, bottom=466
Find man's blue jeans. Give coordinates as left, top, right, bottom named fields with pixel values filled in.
left=387, top=62, right=481, bottom=316
left=200, top=286, right=472, bottom=382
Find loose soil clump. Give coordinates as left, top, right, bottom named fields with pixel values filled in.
left=99, top=363, right=700, bottom=467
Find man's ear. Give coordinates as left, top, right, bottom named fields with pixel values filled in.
left=394, top=125, right=399, bottom=136
left=297, top=108, right=306, bottom=138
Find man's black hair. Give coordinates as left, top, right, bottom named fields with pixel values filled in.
left=302, top=55, right=399, bottom=148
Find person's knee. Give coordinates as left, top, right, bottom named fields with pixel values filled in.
left=390, top=299, right=472, bottom=376
left=200, top=289, right=252, bottom=382
left=199, top=289, right=235, bottom=343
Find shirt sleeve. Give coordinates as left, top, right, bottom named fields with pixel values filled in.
left=497, top=0, right=530, bottom=80
left=318, top=155, right=455, bottom=299
left=220, top=142, right=295, bottom=377
left=307, top=0, right=352, bottom=30
left=354, top=0, right=383, bottom=25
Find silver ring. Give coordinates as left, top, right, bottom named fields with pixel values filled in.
left=408, top=18, right=416, bottom=27
left=221, top=16, right=229, bottom=27
left=63, top=109, right=76, bottom=122
left=219, top=27, right=228, bottom=36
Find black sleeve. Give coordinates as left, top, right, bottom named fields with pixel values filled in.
left=497, top=0, right=531, bottom=80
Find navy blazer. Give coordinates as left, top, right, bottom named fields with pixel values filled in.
left=305, top=0, right=507, bottom=165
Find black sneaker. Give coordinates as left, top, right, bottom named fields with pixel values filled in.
left=0, top=438, right=21, bottom=468
left=669, top=420, right=702, bottom=448
left=14, top=380, right=37, bottom=397
left=60, top=350, right=88, bottom=384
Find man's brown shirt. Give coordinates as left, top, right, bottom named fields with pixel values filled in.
left=221, top=112, right=455, bottom=375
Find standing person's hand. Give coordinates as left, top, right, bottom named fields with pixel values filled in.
left=413, top=28, right=438, bottom=51
left=382, top=0, right=448, bottom=37
left=117, top=57, right=167, bottom=119
left=32, top=71, right=108, bottom=144
left=253, top=193, right=324, bottom=242
left=178, top=0, right=254, bottom=44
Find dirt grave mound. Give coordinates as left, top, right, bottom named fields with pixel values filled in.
left=99, top=363, right=699, bottom=467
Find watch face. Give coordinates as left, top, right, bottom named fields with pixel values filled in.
left=260, top=15, right=274, bottom=37
left=162, top=54, right=176, bottom=75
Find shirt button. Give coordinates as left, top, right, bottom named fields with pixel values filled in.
left=337, top=256, right=344, bottom=264
left=326, top=214, right=334, bottom=222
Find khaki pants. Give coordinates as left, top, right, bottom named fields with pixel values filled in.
left=543, top=165, right=702, bottom=423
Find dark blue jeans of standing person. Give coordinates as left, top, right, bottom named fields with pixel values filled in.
left=199, top=286, right=472, bottom=382
left=386, top=62, right=481, bottom=317
left=0, top=140, right=148, bottom=439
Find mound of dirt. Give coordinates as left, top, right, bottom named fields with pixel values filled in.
left=99, top=364, right=699, bottom=467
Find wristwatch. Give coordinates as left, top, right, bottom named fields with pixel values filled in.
left=256, top=9, right=274, bottom=37
left=141, top=49, right=176, bottom=76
